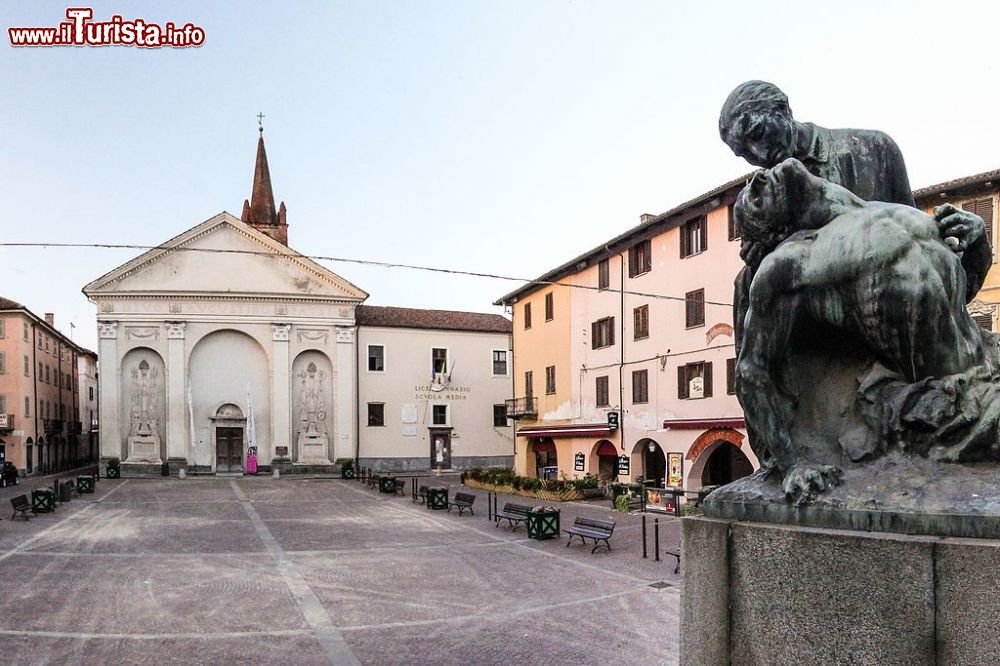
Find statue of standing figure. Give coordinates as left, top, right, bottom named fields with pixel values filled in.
left=298, top=362, right=327, bottom=436
left=129, top=359, right=159, bottom=437
left=717, top=81, right=997, bottom=507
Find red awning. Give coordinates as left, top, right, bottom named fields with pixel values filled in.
left=533, top=441, right=556, bottom=454
left=596, top=441, right=617, bottom=456
left=517, top=424, right=614, bottom=439
left=662, top=417, right=745, bottom=430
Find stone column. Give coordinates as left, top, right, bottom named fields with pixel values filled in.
left=165, top=322, right=187, bottom=471
left=271, top=324, right=291, bottom=465
left=335, top=327, right=356, bottom=462
left=97, top=322, right=120, bottom=460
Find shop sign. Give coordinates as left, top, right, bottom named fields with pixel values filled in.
left=607, top=411, right=619, bottom=429
left=617, top=454, right=630, bottom=475
left=668, top=452, right=684, bottom=486
left=574, top=452, right=585, bottom=471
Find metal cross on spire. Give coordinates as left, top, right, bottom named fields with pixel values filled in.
left=257, top=112, right=265, bottom=133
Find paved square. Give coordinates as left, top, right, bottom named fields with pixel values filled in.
left=0, top=476, right=680, bottom=664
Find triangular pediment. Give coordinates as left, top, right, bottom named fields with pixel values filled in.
left=83, top=212, right=368, bottom=301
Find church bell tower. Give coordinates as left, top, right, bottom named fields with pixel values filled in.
left=241, top=121, right=289, bottom=245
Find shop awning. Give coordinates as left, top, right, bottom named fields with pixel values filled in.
left=517, top=424, right=615, bottom=439
left=662, top=417, right=745, bottom=430
left=596, top=441, right=618, bottom=456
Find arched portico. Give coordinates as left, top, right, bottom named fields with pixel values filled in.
left=589, top=440, right=618, bottom=481
left=686, top=427, right=757, bottom=491
left=632, top=438, right=666, bottom=486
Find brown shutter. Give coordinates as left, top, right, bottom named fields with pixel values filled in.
left=697, top=290, right=705, bottom=326
left=678, top=365, right=688, bottom=399
left=609, top=317, right=615, bottom=346
left=680, top=225, right=688, bottom=258
left=726, top=358, right=737, bottom=394
left=628, top=247, right=636, bottom=278
left=591, top=321, right=598, bottom=347
left=685, top=292, right=694, bottom=327
left=964, top=199, right=995, bottom=247
left=973, top=313, right=993, bottom=331
left=643, top=240, right=652, bottom=273
left=703, top=362, right=713, bottom=397
left=700, top=217, right=708, bottom=251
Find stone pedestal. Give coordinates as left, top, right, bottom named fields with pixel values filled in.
left=126, top=435, right=161, bottom=464
left=681, top=516, right=1000, bottom=665
left=296, top=432, right=330, bottom=464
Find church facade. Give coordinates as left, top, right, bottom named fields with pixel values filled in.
left=84, top=132, right=368, bottom=474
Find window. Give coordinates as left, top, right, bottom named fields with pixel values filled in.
left=23, top=321, right=29, bottom=342
left=0, top=352, right=4, bottom=375
left=678, top=361, right=713, bottom=399
left=89, top=386, right=94, bottom=401
left=680, top=217, right=707, bottom=257
left=633, top=305, right=649, bottom=340
left=0, top=318, right=5, bottom=338
left=685, top=289, right=705, bottom=328
left=628, top=239, right=652, bottom=277
left=45, top=366, right=50, bottom=384
left=367, top=345, right=385, bottom=372
left=493, top=404, right=508, bottom=427
left=432, top=404, right=448, bottom=425
left=598, top=258, right=610, bottom=290
left=38, top=335, right=43, bottom=349
left=728, top=203, right=740, bottom=241
left=524, top=303, right=532, bottom=329
left=24, top=355, right=29, bottom=376
left=595, top=376, right=609, bottom=407
left=492, top=350, right=508, bottom=376
left=963, top=197, right=994, bottom=247
left=66, top=373, right=71, bottom=388
left=367, top=403, right=385, bottom=427
left=591, top=317, right=615, bottom=349
left=524, top=371, right=534, bottom=398
left=727, top=357, right=737, bottom=394
left=632, top=369, right=649, bottom=404
left=24, top=396, right=29, bottom=418
left=545, top=365, right=556, bottom=394
left=544, top=292, right=554, bottom=321
left=972, top=313, right=993, bottom=331
left=431, top=348, right=448, bottom=376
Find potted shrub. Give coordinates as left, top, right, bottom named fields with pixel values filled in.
left=105, top=457, right=121, bottom=479
left=526, top=505, right=560, bottom=540
left=338, top=458, right=355, bottom=479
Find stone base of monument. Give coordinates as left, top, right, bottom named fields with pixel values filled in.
left=296, top=433, right=330, bottom=465
left=119, top=461, right=164, bottom=478
left=125, top=435, right=161, bottom=465
left=681, top=515, right=1000, bottom=665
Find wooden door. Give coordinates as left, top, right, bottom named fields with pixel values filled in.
left=430, top=431, right=451, bottom=469
left=216, top=427, right=244, bottom=473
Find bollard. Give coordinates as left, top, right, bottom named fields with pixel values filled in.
left=179, top=468, right=186, bottom=480
left=412, top=477, right=417, bottom=501
left=488, top=492, right=493, bottom=521
left=642, top=514, right=648, bottom=559
left=272, top=468, right=280, bottom=479
left=654, top=518, right=660, bottom=562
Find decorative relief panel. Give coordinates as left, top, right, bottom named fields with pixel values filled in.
left=98, top=322, right=119, bottom=339
left=168, top=303, right=182, bottom=314
left=100, top=302, right=115, bottom=313
left=166, top=322, right=187, bottom=339
left=126, top=326, right=160, bottom=341
left=335, top=327, right=354, bottom=343
left=272, top=324, right=291, bottom=342
left=297, top=329, right=329, bottom=344
left=275, top=305, right=288, bottom=315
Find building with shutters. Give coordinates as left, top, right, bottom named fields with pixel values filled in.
left=915, top=168, right=1000, bottom=333
left=497, top=175, right=758, bottom=492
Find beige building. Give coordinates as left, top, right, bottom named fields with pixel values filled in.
left=356, top=306, right=514, bottom=471
left=0, top=299, right=95, bottom=475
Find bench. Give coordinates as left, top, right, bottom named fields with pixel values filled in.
left=565, top=516, right=616, bottom=553
left=10, top=495, right=32, bottom=520
left=494, top=503, right=531, bottom=530
left=414, top=485, right=428, bottom=504
left=665, top=548, right=681, bottom=574
left=447, top=492, right=476, bottom=516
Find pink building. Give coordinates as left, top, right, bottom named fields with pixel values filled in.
left=497, top=175, right=757, bottom=492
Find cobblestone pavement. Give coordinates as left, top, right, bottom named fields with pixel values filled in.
left=0, top=475, right=681, bottom=665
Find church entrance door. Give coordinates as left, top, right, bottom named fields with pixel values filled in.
left=216, top=427, right=244, bottom=473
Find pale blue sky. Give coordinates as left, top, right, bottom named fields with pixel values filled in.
left=4, top=0, right=1000, bottom=350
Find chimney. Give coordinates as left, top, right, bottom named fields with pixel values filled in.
left=640, top=213, right=656, bottom=224
left=44, top=313, right=54, bottom=327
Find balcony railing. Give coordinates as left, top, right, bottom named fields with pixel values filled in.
left=504, top=397, right=538, bottom=420
left=0, top=414, right=13, bottom=431
left=43, top=419, right=63, bottom=433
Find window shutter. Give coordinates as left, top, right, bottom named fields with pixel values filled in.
left=609, top=318, right=615, bottom=346
left=964, top=199, right=995, bottom=247
left=703, top=362, right=713, bottom=397
left=726, top=358, right=737, bottom=394
left=700, top=217, right=708, bottom=251
left=628, top=248, right=636, bottom=278
left=680, top=226, right=688, bottom=258
left=973, top=313, right=993, bottom=331
left=591, top=321, right=598, bottom=347
left=697, top=291, right=705, bottom=325
left=678, top=365, right=688, bottom=399
left=685, top=293, right=694, bottom=327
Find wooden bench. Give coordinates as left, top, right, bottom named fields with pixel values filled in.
left=414, top=485, right=428, bottom=504
left=447, top=492, right=476, bottom=516
left=665, top=548, right=681, bottom=574
left=565, top=516, right=616, bottom=553
left=10, top=495, right=32, bottom=520
left=494, top=503, right=531, bottom=530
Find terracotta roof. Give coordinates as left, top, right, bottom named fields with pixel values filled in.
left=913, top=168, right=1000, bottom=201
left=356, top=305, right=511, bottom=334
left=0, top=296, right=27, bottom=311
left=495, top=171, right=754, bottom=304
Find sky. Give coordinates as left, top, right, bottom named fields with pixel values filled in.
left=4, top=0, right=1000, bottom=351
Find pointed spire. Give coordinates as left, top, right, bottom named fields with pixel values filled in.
left=241, top=123, right=288, bottom=245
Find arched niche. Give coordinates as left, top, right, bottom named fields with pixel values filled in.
left=291, top=350, right=335, bottom=462
left=120, top=347, right=166, bottom=462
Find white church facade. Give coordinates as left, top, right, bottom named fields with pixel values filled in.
left=83, top=130, right=512, bottom=475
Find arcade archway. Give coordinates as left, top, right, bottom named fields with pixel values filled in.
left=632, top=438, right=666, bottom=486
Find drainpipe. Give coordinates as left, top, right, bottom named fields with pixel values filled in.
left=354, top=324, right=361, bottom=465
left=618, top=250, right=626, bottom=452
left=32, top=321, right=38, bottom=474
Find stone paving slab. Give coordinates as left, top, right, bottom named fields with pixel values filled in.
left=0, top=476, right=680, bottom=664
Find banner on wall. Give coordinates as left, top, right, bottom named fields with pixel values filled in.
left=668, top=452, right=684, bottom=486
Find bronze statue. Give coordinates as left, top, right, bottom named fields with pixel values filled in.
left=734, top=158, right=1000, bottom=504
